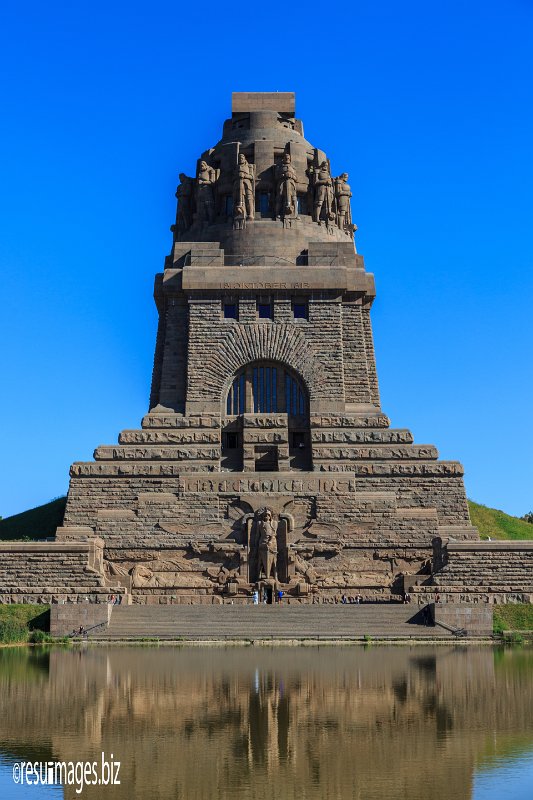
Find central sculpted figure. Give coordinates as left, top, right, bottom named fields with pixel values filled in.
left=275, top=153, right=297, bottom=219
left=256, top=507, right=278, bottom=580
left=233, top=153, right=255, bottom=219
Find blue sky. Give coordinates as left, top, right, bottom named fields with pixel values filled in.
left=0, top=0, right=531, bottom=518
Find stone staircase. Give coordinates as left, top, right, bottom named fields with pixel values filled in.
left=95, top=604, right=457, bottom=640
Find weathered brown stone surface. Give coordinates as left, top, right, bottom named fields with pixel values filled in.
left=1, top=92, right=530, bottom=611
left=0, top=539, right=119, bottom=604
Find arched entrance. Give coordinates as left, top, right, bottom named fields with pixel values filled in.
left=221, top=361, right=311, bottom=471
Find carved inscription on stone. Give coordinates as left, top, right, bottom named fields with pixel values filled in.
left=219, top=282, right=311, bottom=290
left=177, top=476, right=356, bottom=494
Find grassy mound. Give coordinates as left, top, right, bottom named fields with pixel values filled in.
left=494, top=605, right=533, bottom=633
left=0, top=496, right=66, bottom=541
left=468, top=500, right=533, bottom=541
left=0, top=605, right=51, bottom=643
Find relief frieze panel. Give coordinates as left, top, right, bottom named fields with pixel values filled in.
left=310, top=414, right=390, bottom=428
left=311, top=430, right=413, bottom=444
left=95, top=447, right=220, bottom=461
left=313, top=445, right=438, bottom=460
left=243, top=431, right=288, bottom=444
left=70, top=462, right=464, bottom=479
left=119, top=430, right=220, bottom=445
left=242, top=415, right=288, bottom=429
left=141, top=415, right=221, bottom=429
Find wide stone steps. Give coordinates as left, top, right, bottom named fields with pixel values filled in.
left=96, top=604, right=454, bottom=640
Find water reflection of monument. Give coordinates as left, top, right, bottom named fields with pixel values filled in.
left=0, top=648, right=533, bottom=799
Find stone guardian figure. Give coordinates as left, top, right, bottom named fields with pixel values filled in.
left=196, top=160, right=217, bottom=224
left=275, top=153, right=298, bottom=220
left=175, top=173, right=194, bottom=233
left=255, top=507, right=278, bottom=581
left=334, top=173, right=353, bottom=232
left=312, top=160, right=333, bottom=224
left=233, top=153, right=255, bottom=220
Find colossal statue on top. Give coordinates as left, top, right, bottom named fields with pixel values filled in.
left=233, top=153, right=255, bottom=220
left=170, top=93, right=356, bottom=259
left=275, top=153, right=298, bottom=221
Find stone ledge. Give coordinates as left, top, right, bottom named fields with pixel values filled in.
left=232, top=92, right=295, bottom=114
left=312, top=445, right=438, bottom=460
left=178, top=266, right=375, bottom=296
left=0, top=541, right=97, bottom=553
left=141, top=414, right=221, bottom=429
left=310, top=413, right=390, bottom=428
left=69, top=462, right=464, bottom=478
left=447, top=540, right=533, bottom=551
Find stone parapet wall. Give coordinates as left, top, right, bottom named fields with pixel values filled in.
left=0, top=539, right=119, bottom=604
left=404, top=539, right=533, bottom=604
left=50, top=602, right=111, bottom=636
left=431, top=603, right=493, bottom=634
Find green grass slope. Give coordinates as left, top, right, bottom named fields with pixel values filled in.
left=0, top=497, right=66, bottom=541
left=468, top=500, right=533, bottom=541
left=493, top=604, right=533, bottom=632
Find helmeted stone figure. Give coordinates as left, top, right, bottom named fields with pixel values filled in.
left=275, top=152, right=297, bottom=219
left=196, top=161, right=217, bottom=224
left=255, top=507, right=278, bottom=581
left=175, top=173, right=194, bottom=233
left=334, top=173, right=352, bottom=232
left=233, top=153, right=255, bottom=220
left=312, top=160, right=333, bottom=224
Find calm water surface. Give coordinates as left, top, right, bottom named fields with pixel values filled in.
left=0, top=645, right=532, bottom=799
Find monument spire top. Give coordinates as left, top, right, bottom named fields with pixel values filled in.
left=231, top=91, right=295, bottom=115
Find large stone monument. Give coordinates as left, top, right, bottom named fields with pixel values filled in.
left=58, top=90, right=481, bottom=604
left=2, top=92, right=532, bottom=609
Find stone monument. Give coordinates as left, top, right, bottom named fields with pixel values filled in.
left=2, top=92, right=532, bottom=610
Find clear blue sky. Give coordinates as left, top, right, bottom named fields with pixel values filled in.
left=0, top=0, right=532, bottom=519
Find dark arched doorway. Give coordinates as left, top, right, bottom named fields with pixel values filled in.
left=222, top=361, right=311, bottom=472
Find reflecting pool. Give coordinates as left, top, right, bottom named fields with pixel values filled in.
left=0, top=645, right=532, bottom=799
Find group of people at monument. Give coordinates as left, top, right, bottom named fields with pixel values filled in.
left=174, top=151, right=355, bottom=234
